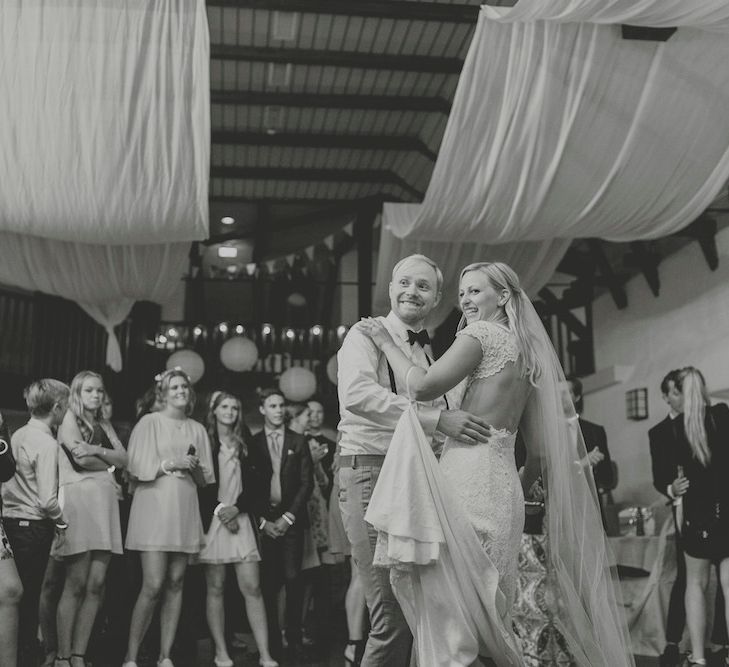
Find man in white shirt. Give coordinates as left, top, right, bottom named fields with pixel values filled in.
left=337, top=254, right=492, bottom=667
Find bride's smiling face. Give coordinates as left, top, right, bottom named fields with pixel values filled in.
left=459, top=270, right=508, bottom=324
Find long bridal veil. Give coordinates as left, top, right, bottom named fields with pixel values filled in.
left=365, top=295, right=635, bottom=667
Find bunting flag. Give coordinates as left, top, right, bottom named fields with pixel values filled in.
left=373, top=214, right=382, bottom=229
left=304, top=246, right=315, bottom=260
left=285, top=254, right=295, bottom=267
left=265, top=260, right=275, bottom=273
left=343, top=221, right=354, bottom=236
left=323, top=235, right=335, bottom=250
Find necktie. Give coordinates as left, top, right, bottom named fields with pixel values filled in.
left=269, top=431, right=282, bottom=504
left=407, top=329, right=430, bottom=347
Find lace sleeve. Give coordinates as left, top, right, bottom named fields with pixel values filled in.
left=455, top=320, right=492, bottom=354
left=456, top=321, right=518, bottom=381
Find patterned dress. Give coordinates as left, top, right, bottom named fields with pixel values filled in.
left=439, top=320, right=525, bottom=604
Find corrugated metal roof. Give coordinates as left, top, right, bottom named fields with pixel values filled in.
left=208, top=1, right=477, bottom=208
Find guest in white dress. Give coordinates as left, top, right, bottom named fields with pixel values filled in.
left=53, top=371, right=127, bottom=667
left=198, top=391, right=278, bottom=667
left=123, top=368, right=214, bottom=667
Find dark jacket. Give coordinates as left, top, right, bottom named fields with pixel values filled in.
left=248, top=428, right=314, bottom=527
left=198, top=432, right=266, bottom=533
left=648, top=414, right=681, bottom=500
left=579, top=418, right=614, bottom=490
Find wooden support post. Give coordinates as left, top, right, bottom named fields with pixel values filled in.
left=355, top=204, right=377, bottom=318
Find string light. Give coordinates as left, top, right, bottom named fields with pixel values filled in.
left=285, top=328, right=296, bottom=340
left=166, top=327, right=178, bottom=338
left=311, top=325, right=322, bottom=336
left=235, top=324, right=244, bottom=335
left=221, top=216, right=235, bottom=225
left=337, top=325, right=348, bottom=337
left=218, top=323, right=229, bottom=334
left=193, top=326, right=203, bottom=337
left=262, top=324, right=272, bottom=336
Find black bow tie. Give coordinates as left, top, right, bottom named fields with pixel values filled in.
left=407, top=329, right=430, bottom=347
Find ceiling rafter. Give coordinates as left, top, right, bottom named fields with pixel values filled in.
left=211, top=166, right=424, bottom=200
left=206, top=0, right=479, bottom=23
left=210, top=90, right=451, bottom=114
left=211, top=130, right=437, bottom=160
left=210, top=45, right=463, bottom=74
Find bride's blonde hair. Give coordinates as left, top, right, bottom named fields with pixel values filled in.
left=459, top=262, right=542, bottom=386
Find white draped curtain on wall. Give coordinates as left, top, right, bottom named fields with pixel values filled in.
left=375, top=0, right=729, bottom=323
left=0, top=0, right=210, bottom=370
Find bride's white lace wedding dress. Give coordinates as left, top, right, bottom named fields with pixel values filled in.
left=365, top=316, right=635, bottom=667
left=366, top=320, right=526, bottom=667
left=440, top=320, right=524, bottom=606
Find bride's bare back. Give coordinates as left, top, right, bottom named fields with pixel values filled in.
left=440, top=319, right=528, bottom=603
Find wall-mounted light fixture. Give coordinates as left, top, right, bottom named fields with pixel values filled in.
left=626, top=388, right=649, bottom=420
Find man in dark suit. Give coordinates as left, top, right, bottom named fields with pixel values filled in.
left=566, top=376, right=614, bottom=498
left=649, top=369, right=727, bottom=667
left=249, top=388, right=314, bottom=661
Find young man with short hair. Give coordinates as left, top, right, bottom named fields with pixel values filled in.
left=249, top=388, right=314, bottom=661
left=2, top=379, right=70, bottom=667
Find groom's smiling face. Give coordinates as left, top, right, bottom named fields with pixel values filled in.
left=389, top=259, right=441, bottom=326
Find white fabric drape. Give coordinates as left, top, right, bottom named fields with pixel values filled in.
left=387, top=2, right=729, bottom=244
left=0, top=1, right=209, bottom=369
left=0, top=232, right=190, bottom=371
left=374, top=219, right=569, bottom=330
left=0, top=0, right=210, bottom=244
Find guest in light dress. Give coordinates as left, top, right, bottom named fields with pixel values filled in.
left=53, top=371, right=128, bottom=667
left=198, top=391, right=278, bottom=667
left=123, top=368, right=214, bottom=667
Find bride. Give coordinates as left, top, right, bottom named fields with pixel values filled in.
left=357, top=262, right=634, bottom=667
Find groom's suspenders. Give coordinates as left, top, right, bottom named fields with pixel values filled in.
left=386, top=357, right=449, bottom=410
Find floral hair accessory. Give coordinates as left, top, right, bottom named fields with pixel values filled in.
left=155, top=367, right=190, bottom=384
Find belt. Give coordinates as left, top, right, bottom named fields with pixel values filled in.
left=339, top=454, right=386, bottom=468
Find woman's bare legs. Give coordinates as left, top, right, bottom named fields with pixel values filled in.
left=685, top=554, right=711, bottom=662
left=235, top=561, right=276, bottom=664
left=158, top=553, right=188, bottom=661
left=71, top=553, right=110, bottom=660
left=0, top=557, right=23, bottom=667
left=204, top=565, right=231, bottom=663
left=125, top=552, right=168, bottom=663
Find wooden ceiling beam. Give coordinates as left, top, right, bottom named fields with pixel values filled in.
left=537, top=288, right=589, bottom=340
left=205, top=196, right=382, bottom=246
left=210, top=44, right=463, bottom=74
left=210, top=90, right=451, bottom=114
left=587, top=239, right=628, bottom=309
left=206, top=0, right=479, bottom=23
left=673, top=215, right=719, bottom=271
left=211, top=166, right=424, bottom=200
left=209, top=194, right=405, bottom=204
left=211, top=130, right=436, bottom=160
left=623, top=241, right=661, bottom=296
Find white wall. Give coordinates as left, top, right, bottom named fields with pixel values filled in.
left=585, top=226, right=729, bottom=506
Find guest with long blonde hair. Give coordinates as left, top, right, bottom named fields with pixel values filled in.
left=198, top=391, right=277, bottom=667
left=123, top=368, right=214, bottom=667
left=53, top=371, right=128, bottom=667
left=674, top=367, right=729, bottom=666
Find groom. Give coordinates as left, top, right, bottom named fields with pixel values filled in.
left=337, top=254, right=493, bottom=666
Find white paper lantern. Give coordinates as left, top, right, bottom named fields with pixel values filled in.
left=220, top=336, right=259, bottom=372
left=167, top=349, right=205, bottom=384
left=287, top=292, right=307, bottom=307
left=279, top=366, right=317, bottom=402
left=326, top=354, right=338, bottom=385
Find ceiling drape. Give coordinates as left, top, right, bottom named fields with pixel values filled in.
left=375, top=0, right=729, bottom=327
left=0, top=0, right=209, bottom=369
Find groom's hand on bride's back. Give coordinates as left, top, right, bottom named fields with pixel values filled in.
left=436, top=410, right=491, bottom=444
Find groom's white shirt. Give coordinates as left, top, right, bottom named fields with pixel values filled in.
left=338, top=310, right=446, bottom=456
